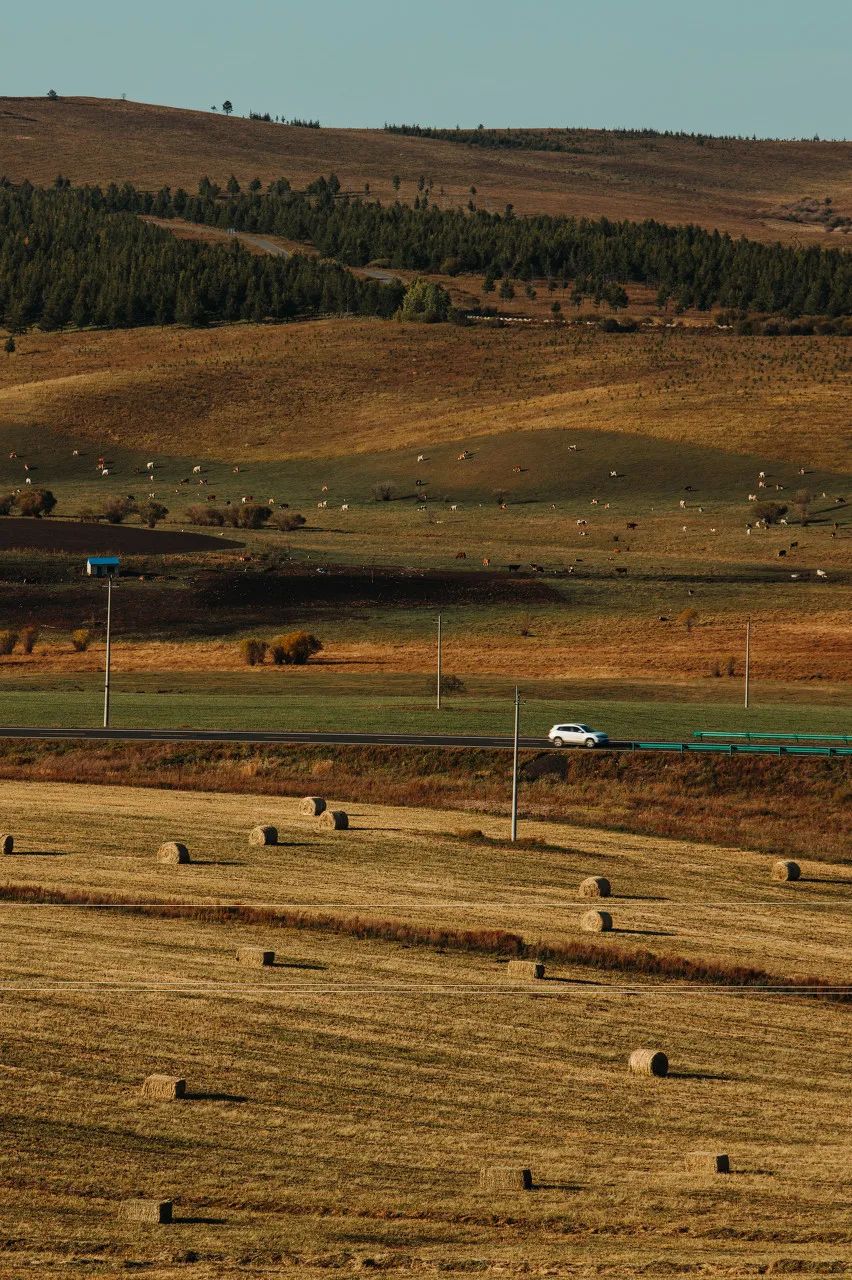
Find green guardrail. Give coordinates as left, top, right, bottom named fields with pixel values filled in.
left=693, top=730, right=852, bottom=744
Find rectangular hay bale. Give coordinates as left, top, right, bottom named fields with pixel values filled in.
left=479, top=1166, right=533, bottom=1192
left=140, top=1074, right=186, bottom=1101
left=506, top=959, right=545, bottom=980
left=685, top=1151, right=730, bottom=1174
left=236, top=946, right=275, bottom=967
left=118, top=1199, right=173, bottom=1224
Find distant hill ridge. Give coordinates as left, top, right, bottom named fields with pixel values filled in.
left=2, top=96, right=851, bottom=245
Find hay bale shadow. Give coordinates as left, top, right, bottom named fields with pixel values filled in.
left=184, top=1091, right=247, bottom=1104
left=617, top=928, right=678, bottom=937
left=277, top=960, right=327, bottom=971
left=9, top=850, right=70, bottom=858
left=191, top=859, right=245, bottom=867
left=534, top=1181, right=584, bottom=1192
left=801, top=877, right=851, bottom=886
left=668, top=1070, right=735, bottom=1082
left=174, top=1215, right=228, bottom=1225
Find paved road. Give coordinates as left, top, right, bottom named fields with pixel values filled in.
left=0, top=726, right=557, bottom=749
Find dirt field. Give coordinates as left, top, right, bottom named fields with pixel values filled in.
left=3, top=95, right=852, bottom=243
left=0, top=781, right=849, bottom=1278
left=0, top=518, right=240, bottom=554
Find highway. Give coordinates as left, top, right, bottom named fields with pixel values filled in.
left=0, top=726, right=555, bottom=749
left=0, top=727, right=846, bottom=756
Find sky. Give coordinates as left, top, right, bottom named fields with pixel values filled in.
left=3, top=0, right=850, bottom=138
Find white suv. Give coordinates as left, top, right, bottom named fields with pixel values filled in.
left=548, top=723, right=609, bottom=749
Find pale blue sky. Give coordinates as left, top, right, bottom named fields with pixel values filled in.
left=4, top=0, right=850, bottom=137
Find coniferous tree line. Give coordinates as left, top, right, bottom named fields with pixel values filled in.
left=0, top=182, right=403, bottom=332
left=99, top=172, right=852, bottom=315
left=383, top=123, right=848, bottom=150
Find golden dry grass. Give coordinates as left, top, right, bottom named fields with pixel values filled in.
left=0, top=780, right=850, bottom=1277
left=1, top=320, right=849, bottom=469
left=3, top=95, right=852, bottom=243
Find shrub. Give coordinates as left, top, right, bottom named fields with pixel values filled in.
left=270, top=631, right=322, bottom=665
left=726, top=655, right=737, bottom=677
left=399, top=278, right=451, bottom=323
left=373, top=482, right=393, bottom=502
left=20, top=625, right=39, bottom=654
left=240, top=638, right=268, bottom=666
left=0, top=630, right=18, bottom=655
left=71, top=628, right=91, bottom=652
left=77, top=505, right=101, bottom=522
left=754, top=502, right=788, bottom=526
left=138, top=501, right=168, bottom=529
left=438, top=673, right=466, bottom=694
left=0, top=493, right=14, bottom=516
left=16, top=488, right=56, bottom=517
left=104, top=497, right=135, bottom=524
left=677, top=607, right=699, bottom=633
left=185, top=504, right=225, bottom=526
left=237, top=504, right=272, bottom=529
left=272, top=511, right=306, bottom=532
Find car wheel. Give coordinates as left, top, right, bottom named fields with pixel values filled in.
left=584, top=738, right=598, bottom=748
left=552, top=737, right=563, bottom=747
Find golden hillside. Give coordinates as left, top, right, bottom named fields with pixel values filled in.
left=2, top=96, right=852, bottom=243
left=1, top=320, right=848, bottom=470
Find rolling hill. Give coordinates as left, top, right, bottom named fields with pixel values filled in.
left=2, top=95, right=852, bottom=244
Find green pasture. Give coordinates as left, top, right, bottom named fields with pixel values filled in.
left=0, top=671, right=846, bottom=740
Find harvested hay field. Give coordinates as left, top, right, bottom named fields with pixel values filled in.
left=0, top=780, right=849, bottom=1276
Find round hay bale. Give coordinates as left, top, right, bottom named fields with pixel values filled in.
left=157, top=841, right=190, bottom=865
left=249, top=824, right=277, bottom=846
left=318, top=809, right=348, bottom=831
left=629, top=1048, right=668, bottom=1077
left=772, top=859, right=800, bottom=882
left=578, top=875, right=611, bottom=899
left=0, top=834, right=13, bottom=855
left=581, top=909, right=612, bottom=932
left=299, top=796, right=326, bottom=817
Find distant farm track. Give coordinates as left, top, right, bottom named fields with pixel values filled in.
left=3, top=96, right=852, bottom=243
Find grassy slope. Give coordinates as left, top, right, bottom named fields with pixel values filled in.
left=1, top=321, right=849, bottom=469
left=0, top=782, right=850, bottom=1277
left=3, top=95, right=852, bottom=243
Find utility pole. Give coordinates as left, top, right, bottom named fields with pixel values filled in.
left=103, top=573, right=113, bottom=728
left=510, top=685, right=520, bottom=842
left=436, top=612, right=442, bottom=711
left=744, top=617, right=751, bottom=710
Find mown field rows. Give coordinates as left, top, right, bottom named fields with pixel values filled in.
left=0, top=782, right=849, bottom=1277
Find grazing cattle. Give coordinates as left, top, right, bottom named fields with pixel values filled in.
left=482, top=557, right=490, bottom=567
left=627, top=521, right=638, bottom=530
left=777, top=549, right=787, bottom=557
left=681, top=525, right=688, bottom=532
left=457, top=450, right=471, bottom=461
left=455, top=550, right=466, bottom=559
left=24, top=477, right=31, bottom=485
left=679, top=499, right=686, bottom=509
left=317, top=500, right=327, bottom=509
left=507, top=563, right=520, bottom=572
left=590, top=498, right=599, bottom=505
left=529, top=563, right=544, bottom=573
left=758, top=479, right=766, bottom=489
left=499, top=503, right=507, bottom=510
left=789, top=541, right=798, bottom=549
left=450, top=504, right=458, bottom=511
left=748, top=493, right=757, bottom=501
left=816, top=569, right=828, bottom=579
left=609, top=470, right=618, bottom=478
left=192, top=465, right=202, bottom=474
left=341, top=503, right=349, bottom=511
left=512, top=465, right=523, bottom=473
left=415, top=479, right=426, bottom=487
left=417, top=453, right=426, bottom=462
left=568, top=444, right=577, bottom=451
left=790, top=573, right=800, bottom=580
left=576, top=518, right=587, bottom=526
left=566, top=565, right=574, bottom=574
left=579, top=529, right=588, bottom=537
left=615, top=566, right=628, bottom=575
left=101, top=469, right=109, bottom=477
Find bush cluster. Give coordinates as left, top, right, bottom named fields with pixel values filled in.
left=186, top=504, right=306, bottom=531
left=239, top=632, right=323, bottom=666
